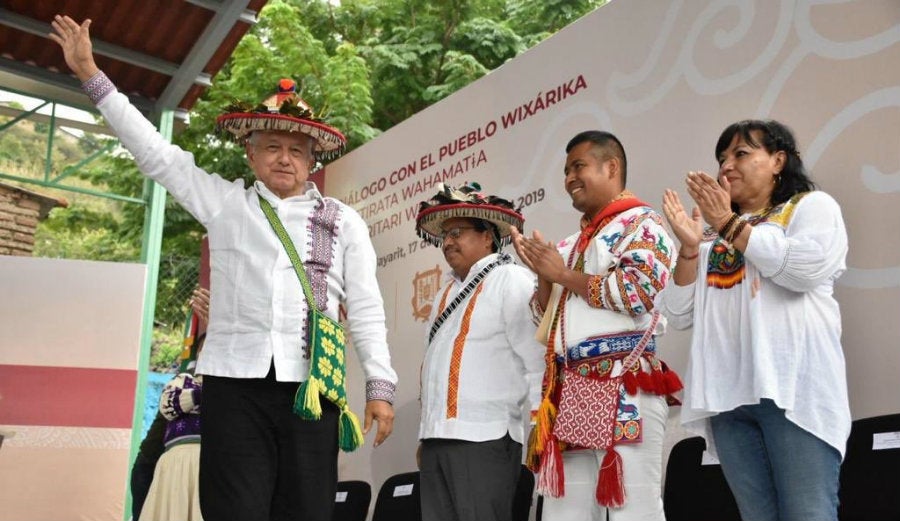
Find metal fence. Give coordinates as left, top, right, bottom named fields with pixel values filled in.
left=155, top=254, right=200, bottom=329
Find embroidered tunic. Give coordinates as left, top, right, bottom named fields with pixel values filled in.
left=550, top=205, right=679, bottom=440
left=530, top=199, right=682, bottom=506
left=91, top=78, right=396, bottom=399
left=554, top=206, right=674, bottom=346
left=419, top=254, right=545, bottom=444
left=661, top=191, right=851, bottom=457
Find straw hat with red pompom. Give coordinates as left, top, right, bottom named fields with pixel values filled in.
left=216, top=79, right=346, bottom=162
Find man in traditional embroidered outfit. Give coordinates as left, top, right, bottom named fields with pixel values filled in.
left=50, top=16, right=397, bottom=521
left=511, top=131, right=682, bottom=520
left=415, top=182, right=545, bottom=521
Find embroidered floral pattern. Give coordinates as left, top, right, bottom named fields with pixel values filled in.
left=705, top=236, right=744, bottom=289
left=589, top=209, right=673, bottom=316
left=616, top=419, right=642, bottom=443
left=317, top=357, right=333, bottom=378
left=705, top=193, right=810, bottom=289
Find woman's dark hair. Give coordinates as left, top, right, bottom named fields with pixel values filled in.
left=715, top=119, right=816, bottom=211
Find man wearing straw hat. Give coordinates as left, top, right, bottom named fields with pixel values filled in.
left=415, top=182, right=545, bottom=521
left=51, top=15, right=397, bottom=521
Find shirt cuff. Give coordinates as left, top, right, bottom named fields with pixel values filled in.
left=529, top=291, right=544, bottom=325
left=665, top=279, right=695, bottom=313
left=366, top=378, right=396, bottom=404
left=588, top=274, right=604, bottom=308
left=82, top=71, right=116, bottom=105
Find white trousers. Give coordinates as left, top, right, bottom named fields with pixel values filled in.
left=542, top=392, right=668, bottom=521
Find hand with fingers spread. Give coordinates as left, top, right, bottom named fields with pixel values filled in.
left=685, top=171, right=734, bottom=231
left=48, top=15, right=99, bottom=81
left=662, top=189, right=704, bottom=252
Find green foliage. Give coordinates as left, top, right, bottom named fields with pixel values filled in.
left=0, top=115, right=142, bottom=263
left=33, top=222, right=138, bottom=261
left=0, top=118, right=87, bottom=174
left=507, top=0, right=604, bottom=37
left=423, top=51, right=488, bottom=102
left=451, top=17, right=525, bottom=70
left=149, top=326, right=186, bottom=373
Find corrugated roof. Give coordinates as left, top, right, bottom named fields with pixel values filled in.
left=0, top=0, right=268, bottom=116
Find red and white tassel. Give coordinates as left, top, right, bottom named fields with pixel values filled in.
left=536, top=436, right=565, bottom=498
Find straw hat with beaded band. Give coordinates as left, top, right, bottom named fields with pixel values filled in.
left=415, top=182, right=524, bottom=248
left=215, top=79, right=346, bottom=162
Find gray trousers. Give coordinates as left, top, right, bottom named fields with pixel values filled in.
left=420, top=434, right=522, bottom=521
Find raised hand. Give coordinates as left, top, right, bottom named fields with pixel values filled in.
left=510, top=225, right=536, bottom=272
left=662, top=189, right=704, bottom=251
left=48, top=15, right=99, bottom=81
left=685, top=171, right=734, bottom=231
left=510, top=226, right=565, bottom=283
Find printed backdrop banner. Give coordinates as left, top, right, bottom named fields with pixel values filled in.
left=321, top=0, right=900, bottom=495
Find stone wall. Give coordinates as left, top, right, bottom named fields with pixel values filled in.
left=0, top=182, right=66, bottom=256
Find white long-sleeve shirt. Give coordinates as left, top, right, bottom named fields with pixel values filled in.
left=93, top=78, right=397, bottom=398
left=661, top=191, right=850, bottom=457
left=419, top=254, right=545, bottom=444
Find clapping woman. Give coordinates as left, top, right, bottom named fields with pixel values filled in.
left=660, top=119, right=851, bottom=521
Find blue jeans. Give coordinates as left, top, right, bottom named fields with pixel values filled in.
left=710, top=399, right=841, bottom=521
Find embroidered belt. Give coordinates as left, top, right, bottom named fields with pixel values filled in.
left=164, top=435, right=202, bottom=451
left=560, top=331, right=657, bottom=363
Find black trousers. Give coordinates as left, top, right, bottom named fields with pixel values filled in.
left=199, top=366, right=339, bottom=521
left=420, top=434, right=522, bottom=521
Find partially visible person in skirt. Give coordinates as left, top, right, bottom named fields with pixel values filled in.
left=139, top=363, right=204, bottom=521
left=141, top=294, right=207, bottom=521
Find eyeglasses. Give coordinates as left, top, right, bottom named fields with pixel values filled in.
left=439, top=226, right=478, bottom=240
left=257, top=143, right=312, bottom=160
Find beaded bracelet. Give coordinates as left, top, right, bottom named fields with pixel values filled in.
left=678, top=250, right=700, bottom=260
left=727, top=219, right=749, bottom=243
left=718, top=213, right=739, bottom=239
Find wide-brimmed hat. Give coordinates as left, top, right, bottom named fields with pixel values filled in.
left=215, top=79, right=346, bottom=161
left=415, top=182, right=524, bottom=247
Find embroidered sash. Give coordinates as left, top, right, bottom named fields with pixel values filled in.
left=428, top=253, right=511, bottom=344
